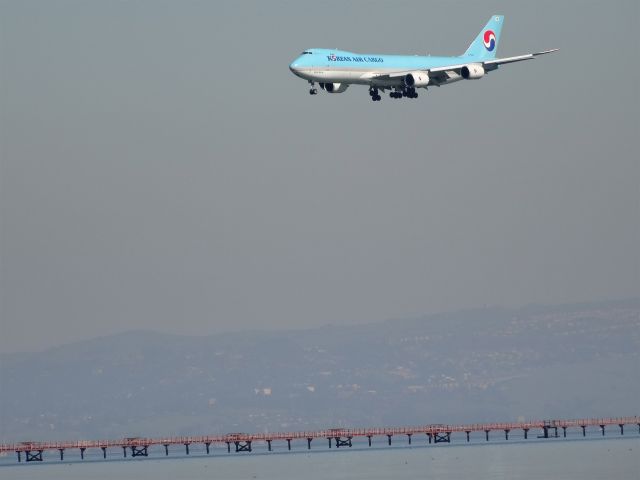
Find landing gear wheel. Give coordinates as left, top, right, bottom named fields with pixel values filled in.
left=309, top=88, right=317, bottom=95
left=401, top=87, right=416, bottom=98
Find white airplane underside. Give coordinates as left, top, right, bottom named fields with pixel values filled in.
left=296, top=64, right=490, bottom=88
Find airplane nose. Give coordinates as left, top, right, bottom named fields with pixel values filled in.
left=289, top=62, right=299, bottom=73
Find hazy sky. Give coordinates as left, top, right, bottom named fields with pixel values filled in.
left=1, top=0, right=638, bottom=353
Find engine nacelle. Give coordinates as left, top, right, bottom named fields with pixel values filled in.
left=403, top=72, right=430, bottom=88
left=322, top=82, right=349, bottom=93
left=460, top=64, right=485, bottom=79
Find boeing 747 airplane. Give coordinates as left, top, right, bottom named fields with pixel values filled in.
left=289, top=15, right=557, bottom=101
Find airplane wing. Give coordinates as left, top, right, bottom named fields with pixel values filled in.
left=370, top=49, right=558, bottom=81
left=432, top=48, right=560, bottom=71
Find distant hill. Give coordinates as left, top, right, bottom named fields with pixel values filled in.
left=1, top=299, right=638, bottom=442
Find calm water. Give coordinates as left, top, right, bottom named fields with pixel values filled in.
left=1, top=437, right=638, bottom=480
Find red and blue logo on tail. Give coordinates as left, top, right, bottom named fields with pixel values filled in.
left=464, top=16, right=502, bottom=58
left=483, top=30, right=496, bottom=52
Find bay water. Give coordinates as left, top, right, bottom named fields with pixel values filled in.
left=1, top=436, right=638, bottom=479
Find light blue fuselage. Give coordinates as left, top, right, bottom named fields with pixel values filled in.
left=289, top=49, right=470, bottom=87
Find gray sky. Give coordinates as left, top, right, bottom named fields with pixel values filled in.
left=1, top=0, right=638, bottom=353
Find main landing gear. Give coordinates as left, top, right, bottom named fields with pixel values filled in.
left=389, top=87, right=419, bottom=99
left=369, top=87, right=381, bottom=102
left=309, top=81, right=317, bottom=95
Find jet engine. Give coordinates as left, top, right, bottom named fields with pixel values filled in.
left=460, top=64, right=485, bottom=79
left=323, top=83, right=349, bottom=93
left=403, top=72, right=430, bottom=88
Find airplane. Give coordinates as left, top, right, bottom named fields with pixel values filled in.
left=289, top=15, right=558, bottom=101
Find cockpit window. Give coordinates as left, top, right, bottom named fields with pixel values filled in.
left=302, top=51, right=312, bottom=54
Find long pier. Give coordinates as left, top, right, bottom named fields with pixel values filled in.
left=3, top=416, right=638, bottom=463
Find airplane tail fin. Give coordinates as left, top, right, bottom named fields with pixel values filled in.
left=463, top=15, right=504, bottom=60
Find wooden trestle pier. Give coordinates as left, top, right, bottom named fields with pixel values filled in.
left=3, top=416, right=639, bottom=463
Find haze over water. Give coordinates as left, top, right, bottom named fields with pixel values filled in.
left=2, top=437, right=639, bottom=480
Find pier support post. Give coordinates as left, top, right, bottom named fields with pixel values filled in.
left=131, top=446, right=148, bottom=457
left=619, top=424, right=624, bottom=435
left=123, top=446, right=127, bottom=458
left=562, top=427, right=567, bottom=438
left=185, top=443, right=190, bottom=455
left=59, top=449, right=64, bottom=461
left=600, top=425, right=605, bottom=436
left=466, top=431, right=470, bottom=442
left=367, top=435, right=372, bottom=447
left=334, top=437, right=352, bottom=448
left=581, top=426, right=586, bottom=437
left=328, top=438, right=332, bottom=448
left=164, top=444, right=169, bottom=456
left=407, top=434, right=412, bottom=445
left=227, top=442, right=231, bottom=453
left=267, top=439, right=272, bottom=451
left=287, top=439, right=292, bottom=451
left=25, top=450, right=43, bottom=462
left=80, top=448, right=86, bottom=460
left=427, top=433, right=432, bottom=444
left=387, top=434, right=392, bottom=446
left=554, top=427, right=558, bottom=438
left=485, top=430, right=490, bottom=442
left=504, top=429, right=510, bottom=440
left=102, top=447, right=107, bottom=459
left=433, top=432, right=451, bottom=444
left=523, top=429, right=529, bottom=439
left=307, top=438, right=312, bottom=450
left=16, top=451, right=21, bottom=463
left=205, top=442, right=211, bottom=454
left=235, top=441, right=252, bottom=452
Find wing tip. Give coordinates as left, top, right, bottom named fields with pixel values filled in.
left=534, top=48, right=560, bottom=56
